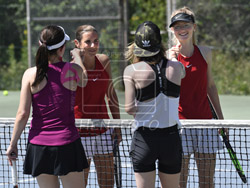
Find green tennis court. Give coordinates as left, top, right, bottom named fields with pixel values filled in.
left=0, top=90, right=249, bottom=120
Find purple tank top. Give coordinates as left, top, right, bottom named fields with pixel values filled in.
left=29, top=62, right=79, bottom=146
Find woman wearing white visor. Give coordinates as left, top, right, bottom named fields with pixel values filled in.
left=6, top=25, right=89, bottom=188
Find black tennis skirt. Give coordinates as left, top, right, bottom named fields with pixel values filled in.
left=23, top=138, right=89, bottom=177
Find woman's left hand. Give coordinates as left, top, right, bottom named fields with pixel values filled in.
left=70, top=48, right=84, bottom=63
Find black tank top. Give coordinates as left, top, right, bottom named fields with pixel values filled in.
left=135, top=58, right=180, bottom=102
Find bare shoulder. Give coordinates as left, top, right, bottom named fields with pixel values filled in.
left=21, top=67, right=36, bottom=87
left=167, top=60, right=185, bottom=79
left=198, top=45, right=212, bottom=53
left=96, top=54, right=110, bottom=67
left=25, top=66, right=36, bottom=73
left=168, top=60, right=184, bottom=70
left=197, top=45, right=212, bottom=63
left=24, top=67, right=36, bottom=78
left=124, top=64, right=135, bottom=77
left=124, top=61, right=150, bottom=73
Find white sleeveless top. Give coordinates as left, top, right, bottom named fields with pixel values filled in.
left=132, top=93, right=181, bottom=132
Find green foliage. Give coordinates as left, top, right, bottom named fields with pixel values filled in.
left=0, top=0, right=26, bottom=65
left=0, top=0, right=249, bottom=95
left=128, top=0, right=167, bottom=43
left=98, top=21, right=122, bottom=87
left=177, top=0, right=250, bottom=56
left=0, top=0, right=27, bottom=90
left=0, top=43, right=27, bottom=90
left=213, top=51, right=250, bottom=95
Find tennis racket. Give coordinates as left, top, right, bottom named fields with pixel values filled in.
left=11, top=160, right=18, bottom=188
left=208, top=96, right=247, bottom=183
left=113, top=136, right=122, bottom=188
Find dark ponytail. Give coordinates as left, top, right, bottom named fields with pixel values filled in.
left=32, top=43, right=49, bottom=87
left=32, top=25, right=65, bottom=87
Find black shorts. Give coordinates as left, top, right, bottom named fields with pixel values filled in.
left=24, top=138, right=89, bottom=177
left=130, top=125, right=182, bottom=174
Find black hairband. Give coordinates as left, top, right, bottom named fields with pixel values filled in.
left=169, top=13, right=195, bottom=28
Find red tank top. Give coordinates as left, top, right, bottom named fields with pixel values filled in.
left=178, top=45, right=212, bottom=119
left=74, top=56, right=110, bottom=136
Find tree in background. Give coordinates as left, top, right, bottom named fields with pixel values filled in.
left=128, top=0, right=167, bottom=43
left=0, top=0, right=249, bottom=94
left=176, top=0, right=250, bottom=94
left=0, top=0, right=27, bottom=90
left=127, top=0, right=250, bottom=94
left=0, top=0, right=26, bottom=65
left=177, top=0, right=250, bottom=56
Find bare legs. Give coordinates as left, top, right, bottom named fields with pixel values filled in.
left=60, top=171, right=85, bottom=188
left=159, top=171, right=180, bottom=188
left=135, top=171, right=156, bottom=188
left=36, top=174, right=60, bottom=188
left=196, top=153, right=216, bottom=188
left=84, top=153, right=114, bottom=188
left=36, top=171, right=85, bottom=188
left=134, top=171, right=180, bottom=188
left=180, top=153, right=216, bottom=188
left=179, top=155, right=190, bottom=188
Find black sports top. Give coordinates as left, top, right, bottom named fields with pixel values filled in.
left=135, top=58, right=180, bottom=102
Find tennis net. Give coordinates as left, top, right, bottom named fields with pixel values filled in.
left=0, top=118, right=249, bottom=187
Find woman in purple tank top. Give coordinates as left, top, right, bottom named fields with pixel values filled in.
left=6, top=25, right=89, bottom=188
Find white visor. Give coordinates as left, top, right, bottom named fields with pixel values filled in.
left=47, top=26, right=70, bottom=50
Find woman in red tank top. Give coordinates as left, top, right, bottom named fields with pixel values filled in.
left=168, top=6, right=225, bottom=188
left=72, top=25, right=121, bottom=188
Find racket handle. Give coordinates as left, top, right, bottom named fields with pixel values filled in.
left=11, top=160, right=18, bottom=187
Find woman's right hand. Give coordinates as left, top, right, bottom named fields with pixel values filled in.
left=6, top=145, right=18, bottom=166
left=167, top=43, right=181, bottom=60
